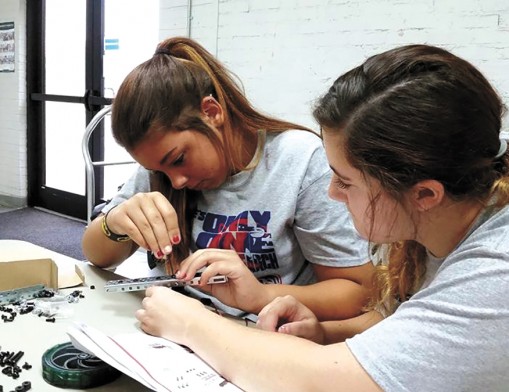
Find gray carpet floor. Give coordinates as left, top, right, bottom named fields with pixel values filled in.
left=0, top=207, right=86, bottom=260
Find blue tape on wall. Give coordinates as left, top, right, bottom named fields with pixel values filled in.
left=104, top=38, right=119, bottom=51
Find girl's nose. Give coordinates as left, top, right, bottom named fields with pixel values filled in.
left=166, top=170, right=189, bottom=190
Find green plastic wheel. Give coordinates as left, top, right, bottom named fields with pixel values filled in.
left=42, top=342, right=121, bottom=388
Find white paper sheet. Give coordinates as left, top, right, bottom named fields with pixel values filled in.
left=67, top=322, right=243, bottom=392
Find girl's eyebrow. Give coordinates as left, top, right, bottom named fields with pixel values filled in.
left=329, top=165, right=352, bottom=181
left=159, top=147, right=177, bottom=166
left=143, top=147, right=178, bottom=171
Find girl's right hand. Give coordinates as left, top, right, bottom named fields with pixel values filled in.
left=105, top=192, right=181, bottom=257
left=176, top=249, right=271, bottom=313
left=136, top=286, right=207, bottom=344
left=256, top=295, right=326, bottom=344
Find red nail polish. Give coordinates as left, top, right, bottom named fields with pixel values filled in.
left=172, top=235, right=180, bottom=244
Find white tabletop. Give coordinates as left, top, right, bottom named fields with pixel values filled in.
left=1, top=241, right=152, bottom=391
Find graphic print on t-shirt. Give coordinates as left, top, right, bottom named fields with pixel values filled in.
left=194, top=209, right=280, bottom=273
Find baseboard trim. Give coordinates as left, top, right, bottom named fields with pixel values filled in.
left=0, top=195, right=27, bottom=208
left=34, top=206, right=87, bottom=224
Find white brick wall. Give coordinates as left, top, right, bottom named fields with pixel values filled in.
left=0, top=0, right=27, bottom=207
left=161, top=0, right=509, bottom=130
left=1, top=0, right=508, bottom=205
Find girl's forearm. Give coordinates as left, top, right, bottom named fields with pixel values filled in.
left=177, top=308, right=379, bottom=392
left=320, top=310, right=384, bottom=343
left=264, top=279, right=370, bottom=320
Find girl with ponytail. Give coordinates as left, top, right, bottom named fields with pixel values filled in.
left=82, top=37, right=371, bottom=321
left=135, top=44, right=509, bottom=392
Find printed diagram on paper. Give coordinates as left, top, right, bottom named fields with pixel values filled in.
left=68, top=322, right=242, bottom=391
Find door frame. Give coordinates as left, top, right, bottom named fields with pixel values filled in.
left=26, top=0, right=111, bottom=220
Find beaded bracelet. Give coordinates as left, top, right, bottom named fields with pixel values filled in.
left=101, top=207, right=131, bottom=242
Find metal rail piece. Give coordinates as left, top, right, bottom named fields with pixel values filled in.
left=104, top=274, right=228, bottom=293
left=0, top=284, right=46, bottom=305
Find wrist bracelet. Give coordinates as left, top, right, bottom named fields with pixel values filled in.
left=101, top=207, right=131, bottom=242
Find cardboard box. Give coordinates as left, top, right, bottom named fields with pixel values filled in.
left=0, top=258, right=58, bottom=291
left=0, top=240, right=84, bottom=291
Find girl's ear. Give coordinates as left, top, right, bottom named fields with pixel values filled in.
left=201, top=96, right=224, bottom=128
left=411, top=179, right=445, bottom=212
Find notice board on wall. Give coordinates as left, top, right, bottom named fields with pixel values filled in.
left=0, top=22, right=15, bottom=72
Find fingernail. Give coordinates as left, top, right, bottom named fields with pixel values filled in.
left=175, top=270, right=184, bottom=279
left=155, top=250, right=164, bottom=258
left=278, top=325, right=287, bottom=333
left=172, top=235, right=180, bottom=244
left=164, top=245, right=172, bottom=254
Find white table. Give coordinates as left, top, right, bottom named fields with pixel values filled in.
left=1, top=241, right=152, bottom=391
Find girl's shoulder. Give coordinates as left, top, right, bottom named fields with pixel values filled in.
left=261, top=130, right=330, bottom=187
left=457, top=203, right=509, bottom=256
left=265, top=129, right=323, bottom=155
left=429, top=204, right=509, bottom=290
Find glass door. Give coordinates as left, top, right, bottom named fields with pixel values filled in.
left=102, top=0, right=160, bottom=203
left=27, top=0, right=160, bottom=221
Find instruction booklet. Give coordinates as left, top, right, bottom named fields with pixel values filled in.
left=67, top=322, right=243, bottom=392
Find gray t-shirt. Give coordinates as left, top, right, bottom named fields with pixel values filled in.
left=346, top=203, right=509, bottom=392
left=104, top=130, right=368, bottom=312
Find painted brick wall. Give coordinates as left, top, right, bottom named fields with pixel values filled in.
left=1, top=0, right=508, bottom=205
left=0, top=0, right=27, bottom=207
left=161, top=0, right=509, bottom=130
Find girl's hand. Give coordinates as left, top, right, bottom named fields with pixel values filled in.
left=257, top=295, right=326, bottom=344
left=135, top=286, right=206, bottom=344
left=176, top=249, right=271, bottom=313
left=105, top=192, right=181, bottom=257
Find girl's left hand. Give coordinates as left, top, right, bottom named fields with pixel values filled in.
left=176, top=249, right=271, bottom=313
left=256, top=295, right=326, bottom=344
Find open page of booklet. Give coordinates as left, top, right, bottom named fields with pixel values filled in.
left=67, top=322, right=243, bottom=392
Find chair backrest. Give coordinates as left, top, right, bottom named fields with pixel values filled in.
left=81, top=106, right=136, bottom=223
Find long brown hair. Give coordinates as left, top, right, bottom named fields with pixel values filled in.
left=111, top=36, right=312, bottom=265
left=314, top=44, right=509, bottom=312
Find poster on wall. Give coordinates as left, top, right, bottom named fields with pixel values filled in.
left=0, top=22, right=15, bottom=73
